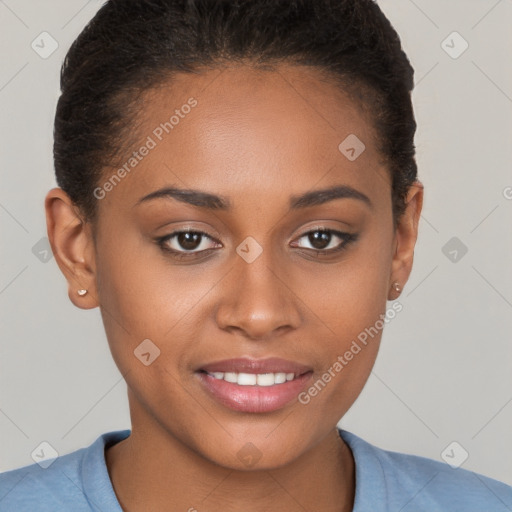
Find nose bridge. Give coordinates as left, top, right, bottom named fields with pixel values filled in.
left=215, top=239, right=302, bottom=338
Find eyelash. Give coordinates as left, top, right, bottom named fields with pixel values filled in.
left=156, top=228, right=358, bottom=260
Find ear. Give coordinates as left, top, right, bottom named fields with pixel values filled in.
left=44, top=187, right=98, bottom=310
left=388, top=181, right=424, bottom=300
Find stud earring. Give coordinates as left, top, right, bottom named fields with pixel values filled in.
left=77, top=289, right=88, bottom=296
left=392, top=282, right=401, bottom=293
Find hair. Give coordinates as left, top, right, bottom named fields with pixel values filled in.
left=54, top=0, right=418, bottom=230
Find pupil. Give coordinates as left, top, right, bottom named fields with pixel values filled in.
left=310, top=230, right=331, bottom=250
left=178, top=232, right=201, bottom=250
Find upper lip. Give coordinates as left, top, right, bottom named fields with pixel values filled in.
left=199, top=357, right=312, bottom=375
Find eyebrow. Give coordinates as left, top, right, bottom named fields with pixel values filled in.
left=135, top=184, right=373, bottom=211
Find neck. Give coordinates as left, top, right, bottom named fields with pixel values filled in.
left=105, top=400, right=355, bottom=512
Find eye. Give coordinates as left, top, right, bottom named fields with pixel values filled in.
left=292, top=228, right=358, bottom=255
left=156, top=229, right=221, bottom=257
left=156, top=227, right=358, bottom=261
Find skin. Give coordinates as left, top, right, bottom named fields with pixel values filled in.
left=45, top=64, right=423, bottom=512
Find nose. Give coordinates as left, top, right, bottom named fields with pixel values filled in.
left=214, top=248, right=303, bottom=340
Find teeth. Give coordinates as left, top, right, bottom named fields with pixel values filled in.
left=237, top=373, right=257, bottom=385
left=224, top=372, right=238, bottom=383
left=274, top=373, right=287, bottom=384
left=257, top=373, right=275, bottom=386
left=207, top=371, right=297, bottom=386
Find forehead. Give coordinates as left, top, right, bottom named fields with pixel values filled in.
left=98, top=64, right=390, bottom=216
left=139, top=63, right=379, bottom=154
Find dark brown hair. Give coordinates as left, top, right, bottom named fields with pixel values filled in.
left=54, top=0, right=418, bottom=228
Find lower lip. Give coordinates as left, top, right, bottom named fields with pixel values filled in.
left=197, top=371, right=313, bottom=413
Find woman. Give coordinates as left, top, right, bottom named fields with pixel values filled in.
left=1, top=0, right=511, bottom=510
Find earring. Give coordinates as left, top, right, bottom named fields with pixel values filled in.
left=392, top=282, right=401, bottom=293
left=77, top=289, right=88, bottom=296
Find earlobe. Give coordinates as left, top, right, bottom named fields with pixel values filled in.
left=44, top=187, right=98, bottom=310
left=388, top=181, right=424, bottom=300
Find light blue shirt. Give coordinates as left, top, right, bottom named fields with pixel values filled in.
left=1, top=429, right=512, bottom=511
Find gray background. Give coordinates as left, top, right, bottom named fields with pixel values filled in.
left=1, top=0, right=511, bottom=486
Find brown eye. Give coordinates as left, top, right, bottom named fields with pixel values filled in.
left=157, top=230, right=221, bottom=256
left=293, top=229, right=359, bottom=256
left=307, top=230, right=332, bottom=250
left=176, top=232, right=202, bottom=251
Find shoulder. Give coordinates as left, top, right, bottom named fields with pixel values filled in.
left=0, top=444, right=90, bottom=512
left=339, top=429, right=512, bottom=512
left=0, top=430, right=130, bottom=512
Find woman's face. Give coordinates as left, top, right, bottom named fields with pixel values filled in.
left=48, top=64, right=422, bottom=470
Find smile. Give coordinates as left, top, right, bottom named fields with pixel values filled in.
left=195, top=357, right=313, bottom=413
left=206, top=371, right=297, bottom=386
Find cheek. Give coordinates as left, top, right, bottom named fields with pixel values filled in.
left=303, top=229, right=393, bottom=339
left=93, top=230, right=202, bottom=372
left=296, top=229, right=393, bottom=406
left=95, top=224, right=209, bottom=329
left=94, top=244, right=209, bottom=437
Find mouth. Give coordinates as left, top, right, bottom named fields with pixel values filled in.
left=202, top=370, right=299, bottom=386
left=195, top=357, right=313, bottom=413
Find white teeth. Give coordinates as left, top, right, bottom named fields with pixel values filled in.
left=274, top=373, right=287, bottom=384
left=224, top=372, right=238, bottom=383
left=256, top=373, right=275, bottom=386
left=237, top=373, right=257, bottom=385
left=207, top=371, right=297, bottom=386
